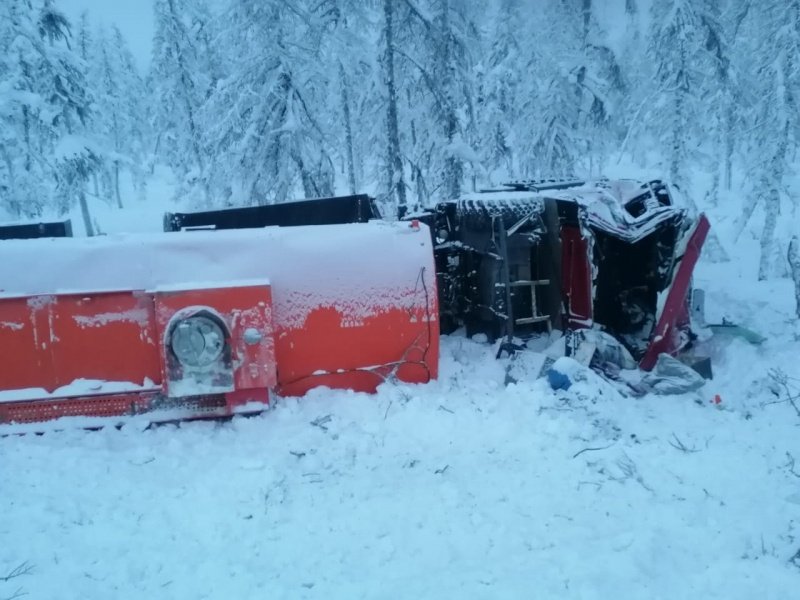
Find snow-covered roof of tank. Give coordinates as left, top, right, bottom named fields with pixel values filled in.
left=0, top=221, right=435, bottom=306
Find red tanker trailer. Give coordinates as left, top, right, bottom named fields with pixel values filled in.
left=0, top=221, right=438, bottom=427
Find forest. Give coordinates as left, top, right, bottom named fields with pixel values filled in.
left=1, top=0, right=799, bottom=280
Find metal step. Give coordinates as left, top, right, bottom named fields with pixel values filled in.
left=515, top=315, right=551, bottom=325
left=509, top=279, right=551, bottom=287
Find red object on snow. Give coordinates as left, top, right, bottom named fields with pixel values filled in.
left=0, top=223, right=438, bottom=426
left=639, top=214, right=710, bottom=371
left=560, top=225, right=594, bottom=329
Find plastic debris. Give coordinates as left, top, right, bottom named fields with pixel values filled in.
left=642, top=354, right=707, bottom=395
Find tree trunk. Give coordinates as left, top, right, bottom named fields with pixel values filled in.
left=723, top=106, right=734, bottom=191
left=734, top=196, right=759, bottom=240
left=114, top=161, right=123, bottom=208
left=582, top=0, right=592, bottom=45
left=0, top=145, right=19, bottom=216
left=788, top=237, right=800, bottom=325
left=150, top=131, right=162, bottom=175
left=758, top=183, right=780, bottom=281
left=758, top=130, right=787, bottom=279
left=338, top=62, right=358, bottom=195
left=670, top=89, right=684, bottom=184
left=168, top=0, right=209, bottom=205
left=437, top=1, right=462, bottom=200
left=79, top=189, right=95, bottom=237
left=382, top=0, right=407, bottom=215
left=707, top=161, right=720, bottom=207
left=111, top=112, right=124, bottom=209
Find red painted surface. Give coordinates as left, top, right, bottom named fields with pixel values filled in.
left=639, top=214, right=710, bottom=371
left=275, top=304, right=438, bottom=397
left=0, top=292, right=161, bottom=393
left=0, top=285, right=277, bottom=424
left=560, top=225, right=593, bottom=328
left=0, top=226, right=439, bottom=426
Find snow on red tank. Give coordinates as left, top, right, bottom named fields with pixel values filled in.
left=0, top=221, right=439, bottom=429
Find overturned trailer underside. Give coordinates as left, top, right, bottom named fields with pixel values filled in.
left=418, top=179, right=710, bottom=370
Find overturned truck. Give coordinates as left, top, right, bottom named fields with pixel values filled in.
left=166, top=178, right=708, bottom=370
left=0, top=178, right=708, bottom=428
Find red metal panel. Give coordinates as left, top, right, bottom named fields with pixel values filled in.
left=639, top=214, right=710, bottom=371
left=0, top=297, right=55, bottom=390
left=275, top=301, right=438, bottom=397
left=561, top=226, right=593, bottom=328
left=52, top=292, right=160, bottom=389
left=0, top=292, right=160, bottom=394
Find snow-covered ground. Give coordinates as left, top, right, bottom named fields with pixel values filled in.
left=2, top=176, right=800, bottom=598
left=2, top=325, right=800, bottom=598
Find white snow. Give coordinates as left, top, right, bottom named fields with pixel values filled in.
left=52, top=135, right=101, bottom=162
left=0, top=377, right=158, bottom=403
left=2, top=262, right=800, bottom=598
left=2, top=171, right=800, bottom=598
left=73, top=307, right=151, bottom=328
left=147, top=278, right=271, bottom=293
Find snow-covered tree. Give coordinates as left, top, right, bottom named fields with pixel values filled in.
left=647, top=0, right=721, bottom=187
left=475, top=0, right=525, bottom=182
left=744, top=0, right=800, bottom=280
left=0, top=0, right=99, bottom=232
left=201, top=0, right=336, bottom=206
left=789, top=237, right=800, bottom=329
left=0, top=0, right=52, bottom=217
left=149, top=0, right=215, bottom=203
left=379, top=0, right=409, bottom=213
left=93, top=25, right=148, bottom=208
left=321, top=2, right=375, bottom=196
left=37, top=0, right=99, bottom=233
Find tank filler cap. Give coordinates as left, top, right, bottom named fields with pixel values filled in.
left=243, top=328, right=263, bottom=345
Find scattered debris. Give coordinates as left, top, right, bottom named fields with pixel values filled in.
left=572, top=441, right=618, bottom=459
left=547, top=368, right=573, bottom=391
left=310, top=415, right=332, bottom=431
left=668, top=433, right=700, bottom=454
left=642, top=354, right=707, bottom=395
left=708, top=320, right=767, bottom=345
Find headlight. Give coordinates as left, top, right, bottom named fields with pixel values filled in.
left=170, top=315, right=225, bottom=368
